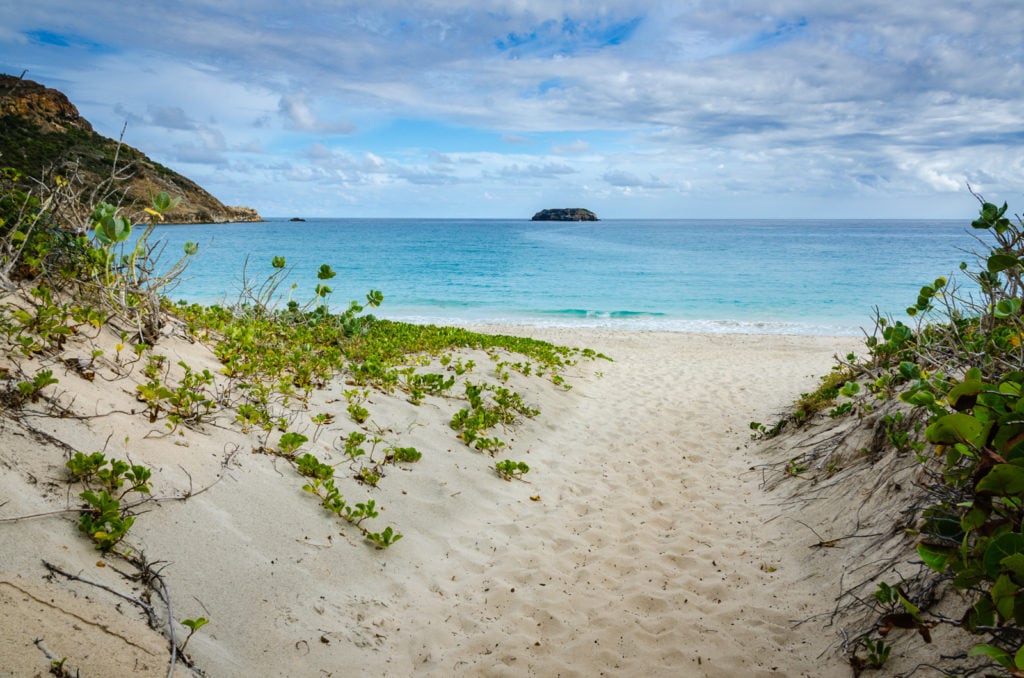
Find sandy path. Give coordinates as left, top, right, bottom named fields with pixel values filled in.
left=396, top=330, right=859, bottom=677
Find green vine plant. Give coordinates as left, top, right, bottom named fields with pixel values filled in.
left=15, top=367, right=58, bottom=403
left=861, top=638, right=892, bottom=671
left=233, top=255, right=290, bottom=318
left=398, top=367, right=455, bottom=405
left=65, top=451, right=152, bottom=553
left=135, top=356, right=215, bottom=429
left=310, top=411, right=334, bottom=441
left=347, top=402, right=370, bottom=424
left=6, top=285, right=76, bottom=356
left=179, top=617, right=209, bottom=657
left=386, top=446, right=422, bottom=464
left=278, top=433, right=403, bottom=549
left=449, top=381, right=540, bottom=455
left=495, top=459, right=530, bottom=481
left=276, top=431, right=309, bottom=458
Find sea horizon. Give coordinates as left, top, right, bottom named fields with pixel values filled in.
left=149, top=217, right=980, bottom=337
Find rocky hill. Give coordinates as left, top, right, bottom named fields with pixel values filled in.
left=0, top=74, right=260, bottom=224
left=531, top=208, right=599, bottom=221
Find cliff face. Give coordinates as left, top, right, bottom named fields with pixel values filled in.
left=0, top=74, right=261, bottom=224
left=0, top=78, right=90, bottom=134
left=531, top=208, right=599, bottom=221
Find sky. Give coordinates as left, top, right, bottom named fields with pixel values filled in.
left=1, top=1, right=1022, bottom=219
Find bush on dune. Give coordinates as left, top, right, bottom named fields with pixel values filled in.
left=772, top=195, right=1024, bottom=674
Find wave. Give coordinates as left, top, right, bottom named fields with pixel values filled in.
left=377, top=308, right=868, bottom=337
left=544, top=309, right=670, bottom=319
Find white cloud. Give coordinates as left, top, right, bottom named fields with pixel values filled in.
left=602, top=170, right=670, bottom=189
left=552, top=139, right=590, bottom=154
left=496, top=162, right=578, bottom=180
left=148, top=106, right=197, bottom=131
left=278, top=94, right=355, bottom=134
left=1, top=1, right=1022, bottom=216
left=279, top=95, right=319, bottom=131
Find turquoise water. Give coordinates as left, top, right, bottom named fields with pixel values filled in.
left=145, top=218, right=981, bottom=336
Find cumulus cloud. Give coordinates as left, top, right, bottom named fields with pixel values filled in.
left=148, top=106, right=197, bottom=131
left=170, top=127, right=228, bottom=166
left=429, top=150, right=455, bottom=164
left=496, top=162, right=578, bottom=179
left=278, top=94, right=355, bottom=134
left=172, top=142, right=228, bottom=166
left=112, top=103, right=145, bottom=127
left=279, top=95, right=317, bottom=131
left=602, top=170, right=670, bottom=189
left=552, top=139, right=590, bottom=154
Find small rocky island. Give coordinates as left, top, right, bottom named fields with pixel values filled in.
left=531, top=208, right=599, bottom=221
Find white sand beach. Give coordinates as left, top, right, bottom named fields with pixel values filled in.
left=0, top=324, right=864, bottom=677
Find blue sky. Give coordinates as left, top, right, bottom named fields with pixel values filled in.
left=1, top=1, right=1022, bottom=218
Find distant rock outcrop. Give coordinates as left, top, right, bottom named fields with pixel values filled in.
left=0, top=73, right=262, bottom=224
left=531, top=208, right=599, bottom=222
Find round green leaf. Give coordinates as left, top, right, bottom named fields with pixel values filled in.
left=917, top=543, right=951, bottom=573
left=995, top=298, right=1022, bottom=319
left=991, top=573, right=1019, bottom=620
left=925, top=413, right=986, bottom=446
left=1001, top=553, right=1024, bottom=578
left=946, top=379, right=985, bottom=409
left=983, top=533, right=1024, bottom=579
left=970, top=643, right=1014, bottom=669
left=988, top=253, right=1020, bottom=274
left=900, top=389, right=935, bottom=407
left=977, top=464, right=1024, bottom=497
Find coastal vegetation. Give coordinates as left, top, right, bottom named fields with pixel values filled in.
left=758, top=196, right=1024, bottom=675
left=0, top=142, right=607, bottom=670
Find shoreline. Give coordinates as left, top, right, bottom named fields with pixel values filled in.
left=166, top=292, right=876, bottom=336
left=382, top=313, right=873, bottom=338
left=456, top=319, right=864, bottom=337
left=1, top=319, right=864, bottom=676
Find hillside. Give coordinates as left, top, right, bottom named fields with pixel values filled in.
left=0, top=74, right=260, bottom=224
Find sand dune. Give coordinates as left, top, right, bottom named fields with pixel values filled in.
left=0, top=323, right=861, bottom=676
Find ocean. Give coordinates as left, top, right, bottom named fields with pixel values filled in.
left=144, top=218, right=982, bottom=336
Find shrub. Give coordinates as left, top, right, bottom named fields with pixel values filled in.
left=822, top=196, right=1024, bottom=672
